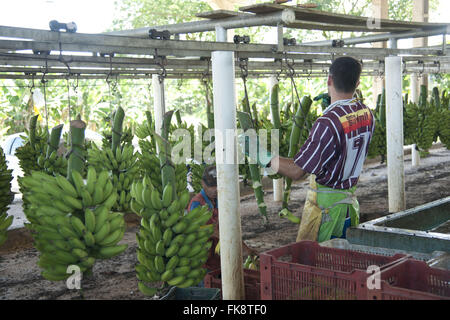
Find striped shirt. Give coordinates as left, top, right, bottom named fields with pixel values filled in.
left=294, top=98, right=375, bottom=190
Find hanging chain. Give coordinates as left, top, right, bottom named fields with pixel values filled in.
left=239, top=57, right=253, bottom=123
left=106, top=54, right=113, bottom=113
left=30, top=73, right=35, bottom=95
left=67, top=76, right=71, bottom=124
left=284, top=53, right=308, bottom=130
left=41, top=59, right=49, bottom=132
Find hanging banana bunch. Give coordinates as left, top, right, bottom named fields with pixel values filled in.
left=131, top=111, right=213, bottom=296
left=88, top=107, right=139, bottom=213
left=0, top=146, right=14, bottom=247
left=403, top=86, right=440, bottom=155
left=22, top=120, right=127, bottom=281
left=368, top=90, right=387, bottom=162
left=137, top=111, right=163, bottom=195
left=15, top=115, right=48, bottom=177
left=189, top=162, right=206, bottom=194
left=438, top=90, right=450, bottom=149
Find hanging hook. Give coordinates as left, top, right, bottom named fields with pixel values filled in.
left=66, top=74, right=72, bottom=123
left=29, top=73, right=35, bottom=95
left=201, top=58, right=210, bottom=83
left=154, top=50, right=167, bottom=83
left=41, top=58, right=49, bottom=131
left=418, top=60, right=425, bottom=79
left=284, top=52, right=295, bottom=78
left=274, top=58, right=282, bottom=81
left=435, top=61, right=441, bottom=74
left=238, top=57, right=249, bottom=79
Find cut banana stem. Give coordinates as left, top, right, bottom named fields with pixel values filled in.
left=47, top=124, right=64, bottom=158
left=112, top=106, right=125, bottom=153
left=283, top=95, right=312, bottom=209
left=67, top=120, right=86, bottom=184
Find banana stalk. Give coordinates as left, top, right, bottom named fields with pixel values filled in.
left=375, top=93, right=382, bottom=115
left=283, top=102, right=292, bottom=122
left=432, top=87, right=441, bottom=110
left=204, top=79, right=215, bottom=129
left=67, top=120, right=86, bottom=183
left=46, top=124, right=64, bottom=158
left=175, top=110, right=182, bottom=126
left=111, top=106, right=125, bottom=153
left=159, top=111, right=177, bottom=200
left=146, top=110, right=153, bottom=128
left=270, top=84, right=281, bottom=130
left=380, top=88, right=386, bottom=128
left=419, top=85, right=428, bottom=109
left=279, top=208, right=300, bottom=224
left=251, top=102, right=259, bottom=128
left=29, top=114, right=39, bottom=149
left=237, top=111, right=268, bottom=223
left=283, top=96, right=313, bottom=209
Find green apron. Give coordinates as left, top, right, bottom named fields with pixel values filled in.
left=296, top=175, right=360, bottom=243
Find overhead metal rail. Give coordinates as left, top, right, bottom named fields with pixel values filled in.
left=0, top=2, right=449, bottom=80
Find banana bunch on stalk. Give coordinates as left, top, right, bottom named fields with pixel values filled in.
left=174, top=163, right=188, bottom=198
left=368, top=91, right=387, bottom=162
left=21, top=168, right=127, bottom=281
left=189, top=162, right=206, bottom=194
left=0, top=147, right=14, bottom=246
left=101, top=126, right=134, bottom=150
left=15, top=115, right=48, bottom=177
left=402, top=86, right=440, bottom=155
left=403, top=102, right=419, bottom=146
left=438, top=108, right=450, bottom=149
left=36, top=144, right=68, bottom=176
left=88, top=107, right=139, bottom=212
left=138, top=145, right=163, bottom=194
left=88, top=143, right=139, bottom=212
left=130, top=180, right=214, bottom=296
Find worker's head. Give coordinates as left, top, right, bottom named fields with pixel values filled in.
left=327, top=57, right=362, bottom=96
left=201, top=165, right=218, bottom=200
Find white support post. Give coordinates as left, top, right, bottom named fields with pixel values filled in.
left=152, top=73, right=165, bottom=135
left=385, top=56, right=406, bottom=213
left=269, top=76, right=283, bottom=202
left=212, top=26, right=245, bottom=300
left=410, top=74, right=420, bottom=167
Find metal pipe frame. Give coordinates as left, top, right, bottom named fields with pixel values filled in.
left=302, top=26, right=450, bottom=47
left=0, top=26, right=446, bottom=58
left=105, top=9, right=296, bottom=36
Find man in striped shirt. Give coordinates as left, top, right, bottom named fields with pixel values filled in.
left=270, top=57, right=375, bottom=242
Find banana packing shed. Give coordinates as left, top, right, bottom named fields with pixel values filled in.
left=0, top=1, right=449, bottom=299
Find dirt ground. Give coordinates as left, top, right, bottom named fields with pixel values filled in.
left=1, top=146, right=449, bottom=300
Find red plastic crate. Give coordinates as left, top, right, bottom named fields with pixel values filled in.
left=370, top=259, right=450, bottom=300
left=260, top=240, right=408, bottom=300
left=204, top=268, right=261, bottom=300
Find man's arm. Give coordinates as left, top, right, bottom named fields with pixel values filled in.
left=270, top=156, right=307, bottom=181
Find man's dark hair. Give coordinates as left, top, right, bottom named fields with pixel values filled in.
left=202, top=165, right=217, bottom=187
left=329, top=57, right=362, bottom=93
